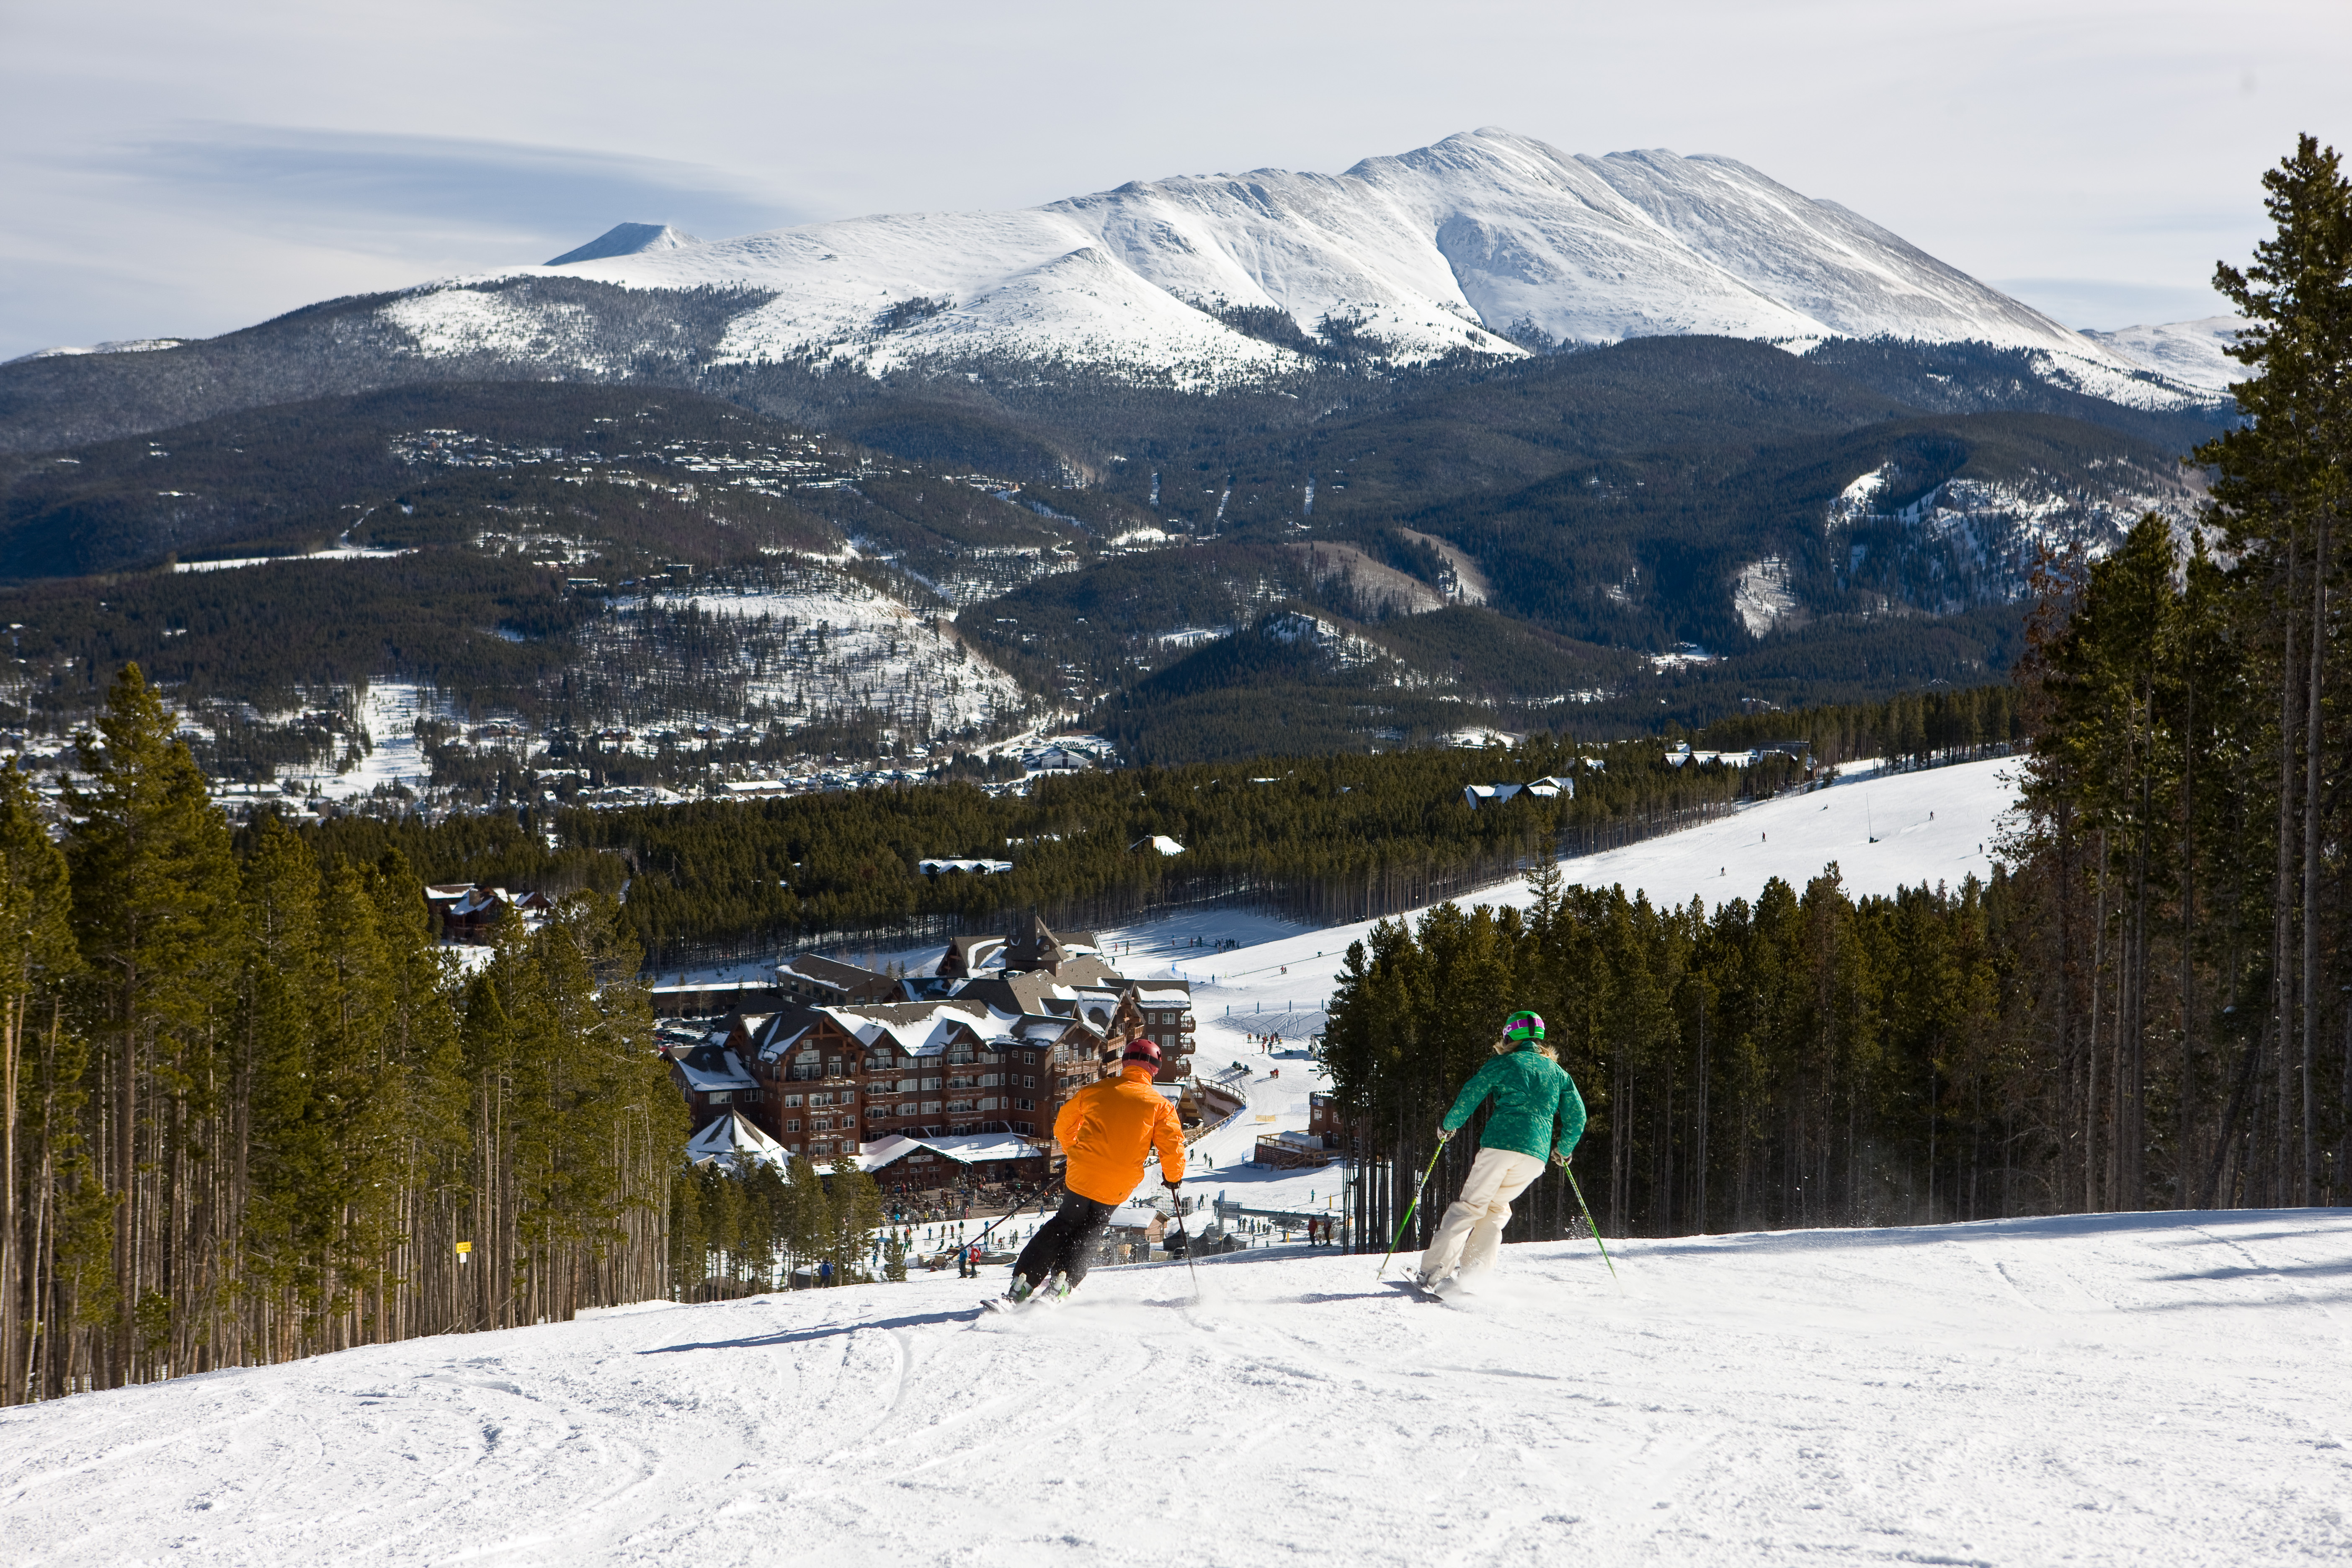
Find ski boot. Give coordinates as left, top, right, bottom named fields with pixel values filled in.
left=1402, top=1267, right=1454, bottom=1301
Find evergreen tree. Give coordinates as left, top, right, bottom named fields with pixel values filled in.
left=0, top=764, right=77, bottom=1400
left=64, top=664, right=242, bottom=1383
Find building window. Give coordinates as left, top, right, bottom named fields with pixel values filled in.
left=1023, top=1076, right=1035, bottom=1088
left=948, top=1075, right=976, bottom=1090
left=812, top=1117, right=832, bottom=1131
left=921, top=1101, right=941, bottom=1114
left=1015, top=1098, right=1034, bottom=1112
left=921, top=1077, right=942, bottom=1091
left=784, top=1094, right=803, bottom=1108
left=785, top=1119, right=801, bottom=1132
left=709, top=1091, right=732, bottom=1104
left=979, top=1072, right=1002, bottom=1087
left=867, top=1105, right=887, bottom=1119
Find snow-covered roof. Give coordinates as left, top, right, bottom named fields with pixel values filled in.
left=860, top=1131, right=1043, bottom=1171
left=820, top=1001, right=993, bottom=1059
left=1132, top=835, right=1186, bottom=856
left=670, top=1047, right=757, bottom=1092
left=686, top=1111, right=788, bottom=1171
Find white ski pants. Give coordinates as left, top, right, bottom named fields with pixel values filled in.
left=1419, top=1146, right=1547, bottom=1282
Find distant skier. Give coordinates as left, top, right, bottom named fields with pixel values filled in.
left=1411, top=1010, right=1585, bottom=1296
left=1000, top=1007, right=1185, bottom=1308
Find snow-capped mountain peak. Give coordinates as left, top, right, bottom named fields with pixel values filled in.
left=545, top=222, right=701, bottom=267
left=376, top=130, right=2210, bottom=409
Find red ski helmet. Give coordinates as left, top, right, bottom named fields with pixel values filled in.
left=1121, top=1039, right=1163, bottom=1072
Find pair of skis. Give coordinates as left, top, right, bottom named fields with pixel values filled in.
left=1376, top=1139, right=1621, bottom=1295
left=982, top=1275, right=1074, bottom=1314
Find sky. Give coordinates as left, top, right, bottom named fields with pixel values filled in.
left=4, top=0, right=2349, bottom=361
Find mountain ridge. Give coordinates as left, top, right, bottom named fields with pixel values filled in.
left=0, top=129, right=2233, bottom=460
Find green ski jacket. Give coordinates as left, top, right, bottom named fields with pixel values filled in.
left=1442, top=1045, right=1587, bottom=1162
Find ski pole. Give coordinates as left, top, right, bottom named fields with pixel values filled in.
left=1167, top=1200, right=1202, bottom=1298
left=1562, top=1161, right=1621, bottom=1292
left=1376, top=1138, right=1450, bottom=1279
left=954, top=1181, right=1052, bottom=1271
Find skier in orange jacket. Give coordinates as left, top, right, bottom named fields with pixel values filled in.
left=1003, top=1008, right=1185, bottom=1305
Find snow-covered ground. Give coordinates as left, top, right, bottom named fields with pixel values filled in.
left=2083, top=315, right=2246, bottom=395
left=654, top=580, right=1029, bottom=740
left=7, top=1210, right=2346, bottom=1565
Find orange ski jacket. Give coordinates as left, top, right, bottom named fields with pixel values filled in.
left=1055, top=1062, right=1187, bottom=1204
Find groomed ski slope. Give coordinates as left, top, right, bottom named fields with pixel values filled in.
left=5, top=1212, right=2347, bottom=1565
left=1166, top=755, right=2017, bottom=1000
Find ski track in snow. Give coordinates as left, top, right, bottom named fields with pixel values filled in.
left=4, top=1213, right=2347, bottom=1565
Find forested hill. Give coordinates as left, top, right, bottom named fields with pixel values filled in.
left=285, top=683, right=2022, bottom=966
left=0, top=333, right=2222, bottom=777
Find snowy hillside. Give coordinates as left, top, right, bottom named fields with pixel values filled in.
left=5, top=1210, right=2344, bottom=1564
left=1155, top=757, right=2017, bottom=1026
left=2084, top=315, right=2248, bottom=395
left=369, top=129, right=2199, bottom=402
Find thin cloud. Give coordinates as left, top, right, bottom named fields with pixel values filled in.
left=85, top=123, right=800, bottom=255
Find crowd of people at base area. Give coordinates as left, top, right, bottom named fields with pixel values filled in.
left=1244, top=1032, right=1285, bottom=1054
left=886, top=1179, right=1046, bottom=1228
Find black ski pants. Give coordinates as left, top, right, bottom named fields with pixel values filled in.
left=1014, top=1193, right=1116, bottom=1289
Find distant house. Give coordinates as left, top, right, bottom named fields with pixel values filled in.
left=1464, top=777, right=1570, bottom=807
left=429, top=884, right=557, bottom=944
left=649, top=980, right=784, bottom=1017
left=1123, top=980, right=1197, bottom=1077
left=686, top=1110, right=789, bottom=1171
left=665, top=1037, right=764, bottom=1131
left=939, top=934, right=1008, bottom=978
left=1130, top=834, right=1186, bottom=856
left=1103, top=1202, right=1168, bottom=1263
left=775, top=953, right=899, bottom=1006
left=1253, top=1130, right=1333, bottom=1168
left=918, top=858, right=1014, bottom=876
left=860, top=1131, right=1050, bottom=1191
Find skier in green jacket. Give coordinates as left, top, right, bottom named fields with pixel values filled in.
left=1412, top=1009, right=1586, bottom=1295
